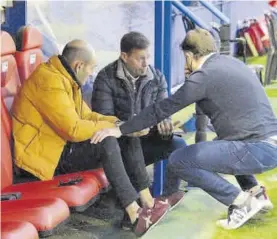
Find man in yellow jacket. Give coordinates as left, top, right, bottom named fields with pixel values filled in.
left=12, top=39, right=169, bottom=237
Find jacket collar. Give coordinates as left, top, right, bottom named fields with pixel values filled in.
left=116, top=58, right=154, bottom=82
left=197, top=53, right=216, bottom=70
left=201, top=53, right=219, bottom=69
left=48, top=55, right=81, bottom=88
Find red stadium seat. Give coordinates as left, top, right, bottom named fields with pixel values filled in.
left=15, top=25, right=43, bottom=83
left=1, top=199, right=69, bottom=238
left=1, top=31, right=21, bottom=110
left=1, top=100, right=104, bottom=211
left=1, top=221, right=39, bottom=239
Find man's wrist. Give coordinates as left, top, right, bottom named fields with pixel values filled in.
left=115, top=120, right=124, bottom=127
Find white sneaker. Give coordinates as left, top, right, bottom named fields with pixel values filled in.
left=216, top=196, right=264, bottom=230
left=250, top=186, right=273, bottom=213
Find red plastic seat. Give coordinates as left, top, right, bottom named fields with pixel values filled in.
left=1, top=95, right=109, bottom=211
left=1, top=31, right=21, bottom=110
left=15, top=25, right=43, bottom=83
left=1, top=121, right=70, bottom=236
left=1, top=221, right=39, bottom=239
left=1, top=97, right=12, bottom=141
left=1, top=198, right=69, bottom=238
left=1, top=113, right=102, bottom=212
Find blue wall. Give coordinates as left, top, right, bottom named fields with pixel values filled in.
left=1, top=1, right=26, bottom=36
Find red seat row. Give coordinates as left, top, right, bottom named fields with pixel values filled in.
left=1, top=28, right=110, bottom=238
left=2, top=221, right=39, bottom=239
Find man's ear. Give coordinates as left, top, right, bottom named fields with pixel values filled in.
left=73, top=61, right=84, bottom=72
left=186, top=51, right=194, bottom=59
left=120, top=52, right=128, bottom=63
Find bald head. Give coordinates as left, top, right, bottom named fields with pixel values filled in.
left=62, top=39, right=97, bottom=85
left=62, top=39, right=95, bottom=65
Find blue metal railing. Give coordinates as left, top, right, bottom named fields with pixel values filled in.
left=172, top=0, right=211, bottom=30
left=199, top=0, right=230, bottom=24
left=153, top=0, right=165, bottom=197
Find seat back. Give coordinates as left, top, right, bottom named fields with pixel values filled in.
left=15, top=26, right=43, bottom=83
left=1, top=97, right=12, bottom=141
left=1, top=108, right=13, bottom=190
left=1, top=31, right=21, bottom=110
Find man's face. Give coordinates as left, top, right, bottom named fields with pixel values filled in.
left=121, top=48, right=150, bottom=77
left=184, top=51, right=194, bottom=78
left=76, top=57, right=97, bottom=85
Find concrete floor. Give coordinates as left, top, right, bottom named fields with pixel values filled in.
left=48, top=187, right=226, bottom=239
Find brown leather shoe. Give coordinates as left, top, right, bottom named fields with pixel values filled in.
left=133, top=202, right=169, bottom=237
left=157, top=191, right=186, bottom=211
left=121, top=198, right=170, bottom=232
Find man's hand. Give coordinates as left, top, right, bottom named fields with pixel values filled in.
left=126, top=128, right=150, bottom=137
left=157, top=119, right=173, bottom=136
left=90, top=127, right=122, bottom=144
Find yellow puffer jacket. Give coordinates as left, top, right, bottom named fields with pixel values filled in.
left=12, top=56, right=117, bottom=180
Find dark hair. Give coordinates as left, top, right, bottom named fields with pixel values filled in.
left=120, top=31, right=150, bottom=53
left=180, top=29, right=216, bottom=58
left=62, top=45, right=92, bottom=64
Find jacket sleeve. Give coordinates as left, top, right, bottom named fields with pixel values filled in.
left=91, top=70, right=115, bottom=116
left=33, top=77, right=115, bottom=142
left=120, top=70, right=208, bottom=135
left=81, top=99, right=118, bottom=123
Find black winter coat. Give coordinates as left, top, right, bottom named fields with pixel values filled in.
left=91, top=59, right=168, bottom=122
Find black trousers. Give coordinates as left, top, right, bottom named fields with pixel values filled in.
left=56, top=134, right=184, bottom=208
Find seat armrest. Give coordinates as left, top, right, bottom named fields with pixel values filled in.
left=58, top=177, right=83, bottom=187
left=1, top=192, right=22, bottom=201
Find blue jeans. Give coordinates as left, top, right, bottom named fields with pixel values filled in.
left=164, top=140, right=277, bottom=206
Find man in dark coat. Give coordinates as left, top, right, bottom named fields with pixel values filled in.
left=91, top=32, right=186, bottom=229
left=92, top=31, right=185, bottom=167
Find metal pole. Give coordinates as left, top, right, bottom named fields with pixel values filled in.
left=172, top=0, right=211, bottom=31
left=154, top=0, right=164, bottom=72
left=199, top=0, right=230, bottom=25
left=163, top=1, right=172, bottom=93
left=153, top=0, right=165, bottom=197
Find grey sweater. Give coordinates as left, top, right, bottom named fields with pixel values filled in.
left=120, top=54, right=277, bottom=141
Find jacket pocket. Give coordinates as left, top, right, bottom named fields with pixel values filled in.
left=14, top=124, right=39, bottom=155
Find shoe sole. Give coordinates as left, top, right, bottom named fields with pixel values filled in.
left=136, top=207, right=170, bottom=238
left=218, top=203, right=275, bottom=224
left=218, top=199, right=264, bottom=230
left=169, top=193, right=187, bottom=211
left=261, top=201, right=274, bottom=212
left=253, top=202, right=274, bottom=219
